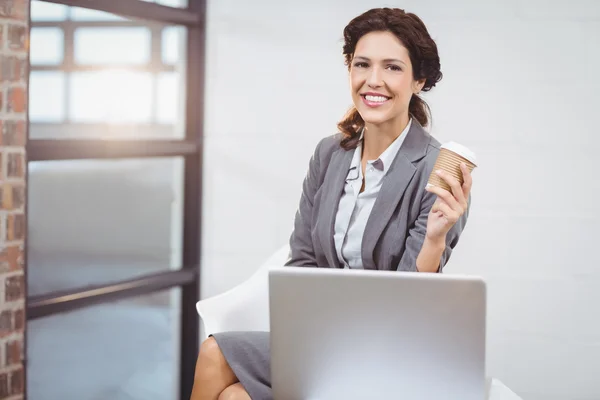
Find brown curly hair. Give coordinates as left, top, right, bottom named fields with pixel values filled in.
left=338, top=8, right=443, bottom=150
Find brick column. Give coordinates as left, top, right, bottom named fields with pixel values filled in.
left=0, top=1, right=28, bottom=399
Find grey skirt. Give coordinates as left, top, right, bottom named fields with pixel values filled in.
left=212, top=331, right=272, bottom=400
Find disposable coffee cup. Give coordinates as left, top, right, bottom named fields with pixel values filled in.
left=427, top=142, right=477, bottom=192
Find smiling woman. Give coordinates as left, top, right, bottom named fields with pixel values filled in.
left=191, top=7, right=473, bottom=400
left=338, top=8, right=443, bottom=152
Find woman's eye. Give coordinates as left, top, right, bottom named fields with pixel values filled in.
left=353, top=62, right=369, bottom=68
left=388, top=65, right=402, bottom=72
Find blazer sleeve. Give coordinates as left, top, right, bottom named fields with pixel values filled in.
left=397, top=189, right=470, bottom=273
left=285, top=139, right=325, bottom=267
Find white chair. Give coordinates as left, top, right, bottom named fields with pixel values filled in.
left=195, top=245, right=522, bottom=400
left=196, top=244, right=290, bottom=340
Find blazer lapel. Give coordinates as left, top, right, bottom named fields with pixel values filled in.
left=361, top=121, right=432, bottom=270
left=318, top=146, right=354, bottom=268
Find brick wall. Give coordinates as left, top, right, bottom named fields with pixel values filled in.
left=0, top=0, right=28, bottom=399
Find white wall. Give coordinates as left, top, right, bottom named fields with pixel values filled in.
left=203, top=0, right=600, bottom=399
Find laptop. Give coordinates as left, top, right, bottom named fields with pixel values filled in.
left=269, top=266, right=487, bottom=400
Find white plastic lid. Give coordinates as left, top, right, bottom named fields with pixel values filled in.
left=441, top=141, right=477, bottom=166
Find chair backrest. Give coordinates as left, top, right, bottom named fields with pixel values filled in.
left=227, top=244, right=290, bottom=330
left=261, top=244, right=291, bottom=269
left=197, top=244, right=290, bottom=338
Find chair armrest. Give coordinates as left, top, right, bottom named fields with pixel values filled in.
left=196, top=267, right=272, bottom=339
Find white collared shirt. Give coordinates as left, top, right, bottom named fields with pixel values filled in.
left=333, top=119, right=412, bottom=269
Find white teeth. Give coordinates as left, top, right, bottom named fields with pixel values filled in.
left=365, top=95, right=389, bottom=102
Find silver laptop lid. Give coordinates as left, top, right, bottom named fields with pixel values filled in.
left=269, top=267, right=487, bottom=400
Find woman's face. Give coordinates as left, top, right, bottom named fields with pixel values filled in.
left=350, top=30, right=424, bottom=129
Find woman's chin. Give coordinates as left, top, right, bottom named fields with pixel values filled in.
left=361, top=114, right=391, bottom=126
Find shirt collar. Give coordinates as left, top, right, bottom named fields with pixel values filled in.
left=379, top=118, right=412, bottom=172
left=349, top=118, right=413, bottom=175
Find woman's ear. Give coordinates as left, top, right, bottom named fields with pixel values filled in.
left=413, top=79, right=426, bottom=94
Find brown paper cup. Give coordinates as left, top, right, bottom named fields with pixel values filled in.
left=427, top=142, right=477, bottom=192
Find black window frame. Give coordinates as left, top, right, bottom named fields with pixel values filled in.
left=25, top=0, right=205, bottom=398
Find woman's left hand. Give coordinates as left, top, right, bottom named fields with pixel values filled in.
left=424, top=162, right=473, bottom=243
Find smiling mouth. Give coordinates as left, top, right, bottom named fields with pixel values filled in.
left=361, top=94, right=391, bottom=107
left=362, top=94, right=390, bottom=103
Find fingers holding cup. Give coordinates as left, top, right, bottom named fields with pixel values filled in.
left=426, top=142, right=477, bottom=222
left=426, top=180, right=462, bottom=215
left=460, top=162, right=473, bottom=197
left=434, top=168, right=467, bottom=211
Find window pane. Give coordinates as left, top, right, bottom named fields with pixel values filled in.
left=70, top=6, right=127, bottom=21
left=27, top=157, right=184, bottom=296
left=75, top=27, right=151, bottom=65
left=29, top=72, right=66, bottom=123
left=29, top=69, right=187, bottom=138
left=27, top=288, right=181, bottom=400
left=69, top=71, right=153, bottom=124
left=28, top=15, right=187, bottom=138
left=157, top=72, right=181, bottom=124
left=30, top=27, right=64, bottom=65
left=30, top=0, right=68, bottom=21
left=162, top=26, right=186, bottom=65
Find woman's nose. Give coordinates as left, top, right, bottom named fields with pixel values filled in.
left=366, top=67, right=383, bottom=88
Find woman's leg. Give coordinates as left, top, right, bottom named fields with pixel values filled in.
left=190, top=337, right=241, bottom=400
left=217, top=383, right=251, bottom=400
left=191, top=331, right=272, bottom=400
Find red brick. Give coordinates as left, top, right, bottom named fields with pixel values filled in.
left=6, top=213, right=25, bottom=241
left=12, top=185, right=25, bottom=209
left=10, top=368, right=23, bottom=395
left=6, top=87, right=26, bottom=113
left=0, top=0, right=28, bottom=20
left=6, top=153, right=24, bottom=178
left=4, top=274, right=24, bottom=302
left=0, top=56, right=27, bottom=83
left=0, top=373, right=7, bottom=397
left=0, top=184, right=25, bottom=210
left=0, top=186, right=6, bottom=209
left=13, top=309, right=23, bottom=330
left=7, top=24, right=26, bottom=51
left=0, top=246, right=22, bottom=271
left=1, top=121, right=27, bottom=146
left=5, top=340, right=21, bottom=366
left=17, top=57, right=27, bottom=81
left=0, top=310, right=12, bottom=334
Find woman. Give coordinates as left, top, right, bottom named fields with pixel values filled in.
left=191, top=7, right=473, bottom=400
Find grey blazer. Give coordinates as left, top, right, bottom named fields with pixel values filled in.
left=285, top=120, right=469, bottom=272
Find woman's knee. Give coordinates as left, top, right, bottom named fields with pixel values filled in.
left=191, top=337, right=239, bottom=399
left=218, top=383, right=251, bottom=400
left=198, top=337, right=222, bottom=363
left=195, top=337, right=228, bottom=376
